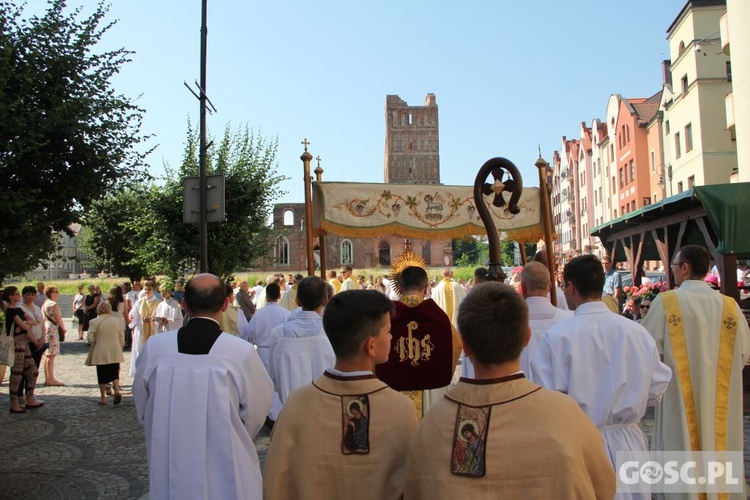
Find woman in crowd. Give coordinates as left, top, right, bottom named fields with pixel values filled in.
left=72, top=285, right=86, bottom=340
left=637, top=298, right=652, bottom=323
left=86, top=301, right=124, bottom=406
left=107, top=286, right=126, bottom=326
left=82, top=285, right=100, bottom=340
left=42, top=286, right=67, bottom=386
left=18, top=286, right=46, bottom=406
left=3, top=286, right=43, bottom=413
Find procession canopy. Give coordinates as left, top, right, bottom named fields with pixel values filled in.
left=312, top=181, right=544, bottom=242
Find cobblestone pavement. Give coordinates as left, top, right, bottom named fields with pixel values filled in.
left=0, top=315, right=271, bottom=500
left=0, top=309, right=748, bottom=498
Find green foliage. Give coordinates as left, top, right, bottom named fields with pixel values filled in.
left=0, top=1, right=152, bottom=282
left=500, top=240, right=537, bottom=266
left=81, top=122, right=286, bottom=281
left=452, top=236, right=488, bottom=267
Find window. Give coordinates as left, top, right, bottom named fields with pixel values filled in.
left=340, top=239, right=353, bottom=265
left=651, top=151, right=655, bottom=172
left=283, top=210, right=294, bottom=226
left=681, top=75, right=688, bottom=95
left=675, top=132, right=681, bottom=159
left=678, top=41, right=685, bottom=54
left=275, top=236, right=290, bottom=266
left=727, top=61, right=732, bottom=82
left=665, top=120, right=670, bottom=134
left=378, top=241, right=391, bottom=266
left=408, top=113, right=413, bottom=125
left=619, top=168, right=624, bottom=189
left=685, top=123, right=693, bottom=152
left=643, top=197, right=651, bottom=206
left=629, top=161, right=635, bottom=183
left=688, top=175, right=695, bottom=189
left=677, top=181, right=684, bottom=193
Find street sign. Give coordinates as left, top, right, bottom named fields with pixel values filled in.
left=183, top=175, right=225, bottom=223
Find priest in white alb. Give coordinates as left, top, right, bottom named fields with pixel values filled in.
left=530, top=255, right=672, bottom=500
left=134, top=274, right=272, bottom=500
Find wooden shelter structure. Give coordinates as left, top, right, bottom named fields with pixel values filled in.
left=592, top=183, right=750, bottom=304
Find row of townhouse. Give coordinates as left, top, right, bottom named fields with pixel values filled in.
left=551, top=0, right=750, bottom=266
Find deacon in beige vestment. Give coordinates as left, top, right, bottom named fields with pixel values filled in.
left=406, top=282, right=615, bottom=499
left=264, top=290, right=419, bottom=500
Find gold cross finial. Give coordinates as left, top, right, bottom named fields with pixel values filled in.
left=316, top=155, right=322, bottom=168
left=301, top=138, right=310, bottom=152
left=538, top=144, right=542, bottom=158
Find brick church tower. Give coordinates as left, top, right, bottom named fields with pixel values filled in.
left=264, top=93, right=452, bottom=272
left=384, top=94, right=440, bottom=184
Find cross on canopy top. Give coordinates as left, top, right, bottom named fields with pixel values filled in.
left=301, top=138, right=311, bottom=152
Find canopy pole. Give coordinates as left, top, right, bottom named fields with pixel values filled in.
left=536, top=154, right=557, bottom=307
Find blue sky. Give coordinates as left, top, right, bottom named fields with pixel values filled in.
left=33, top=1, right=685, bottom=204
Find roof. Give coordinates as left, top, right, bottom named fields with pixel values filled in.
left=592, top=183, right=750, bottom=258
left=629, top=90, right=663, bottom=126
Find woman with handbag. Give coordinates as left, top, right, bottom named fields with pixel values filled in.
left=2, top=286, right=43, bottom=414
left=86, top=301, right=124, bottom=405
left=42, top=286, right=66, bottom=386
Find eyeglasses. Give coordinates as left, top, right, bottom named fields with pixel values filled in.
left=640, top=305, right=650, bottom=310
left=671, top=261, right=684, bottom=267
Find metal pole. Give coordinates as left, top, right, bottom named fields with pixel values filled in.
left=536, top=155, right=557, bottom=307
left=198, top=0, right=209, bottom=273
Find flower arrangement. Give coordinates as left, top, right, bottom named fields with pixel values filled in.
left=625, top=282, right=668, bottom=301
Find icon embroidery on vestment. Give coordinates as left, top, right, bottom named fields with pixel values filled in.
left=341, top=395, right=370, bottom=454
left=451, top=404, right=490, bottom=477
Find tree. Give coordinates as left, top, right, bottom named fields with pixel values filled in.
left=453, top=236, right=488, bottom=267
left=0, top=1, right=151, bottom=282
left=81, top=123, right=286, bottom=281
left=158, top=123, right=286, bottom=280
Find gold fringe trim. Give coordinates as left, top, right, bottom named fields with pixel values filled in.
left=317, top=221, right=545, bottom=243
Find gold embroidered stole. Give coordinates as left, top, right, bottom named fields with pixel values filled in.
left=399, top=295, right=426, bottom=420
left=662, top=291, right=739, bottom=457
left=443, top=279, right=454, bottom=324
left=139, top=298, right=159, bottom=344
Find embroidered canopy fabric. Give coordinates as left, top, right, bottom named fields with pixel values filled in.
left=312, top=182, right=544, bottom=242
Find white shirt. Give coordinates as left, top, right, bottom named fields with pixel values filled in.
left=19, top=302, right=44, bottom=340
left=522, top=296, right=573, bottom=379
left=267, top=310, right=335, bottom=407
left=242, top=302, right=290, bottom=368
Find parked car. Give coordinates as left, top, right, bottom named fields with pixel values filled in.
left=617, top=270, right=667, bottom=288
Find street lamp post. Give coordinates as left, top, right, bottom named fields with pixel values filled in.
left=655, top=164, right=672, bottom=199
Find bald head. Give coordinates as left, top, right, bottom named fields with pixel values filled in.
left=441, top=268, right=452, bottom=279
left=521, top=261, right=551, bottom=297
left=184, top=273, right=226, bottom=316
left=532, top=249, right=548, bottom=266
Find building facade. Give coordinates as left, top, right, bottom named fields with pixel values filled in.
left=550, top=0, right=745, bottom=267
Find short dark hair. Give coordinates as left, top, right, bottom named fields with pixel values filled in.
left=457, top=282, right=528, bottom=365
left=342, top=265, right=353, bottom=273
left=473, top=267, right=488, bottom=283
left=225, top=283, right=234, bottom=299
left=563, top=254, right=605, bottom=299
left=400, top=266, right=428, bottom=292
left=323, top=290, right=393, bottom=360
left=677, top=245, right=710, bottom=278
left=22, top=285, right=36, bottom=296
left=265, top=283, right=281, bottom=301
left=297, top=276, right=328, bottom=310
left=184, top=275, right=226, bottom=315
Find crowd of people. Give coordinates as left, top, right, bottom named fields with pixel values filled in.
left=3, top=246, right=749, bottom=498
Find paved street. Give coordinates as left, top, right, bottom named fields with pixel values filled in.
left=0, top=309, right=748, bottom=499
left=0, top=314, right=271, bottom=500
